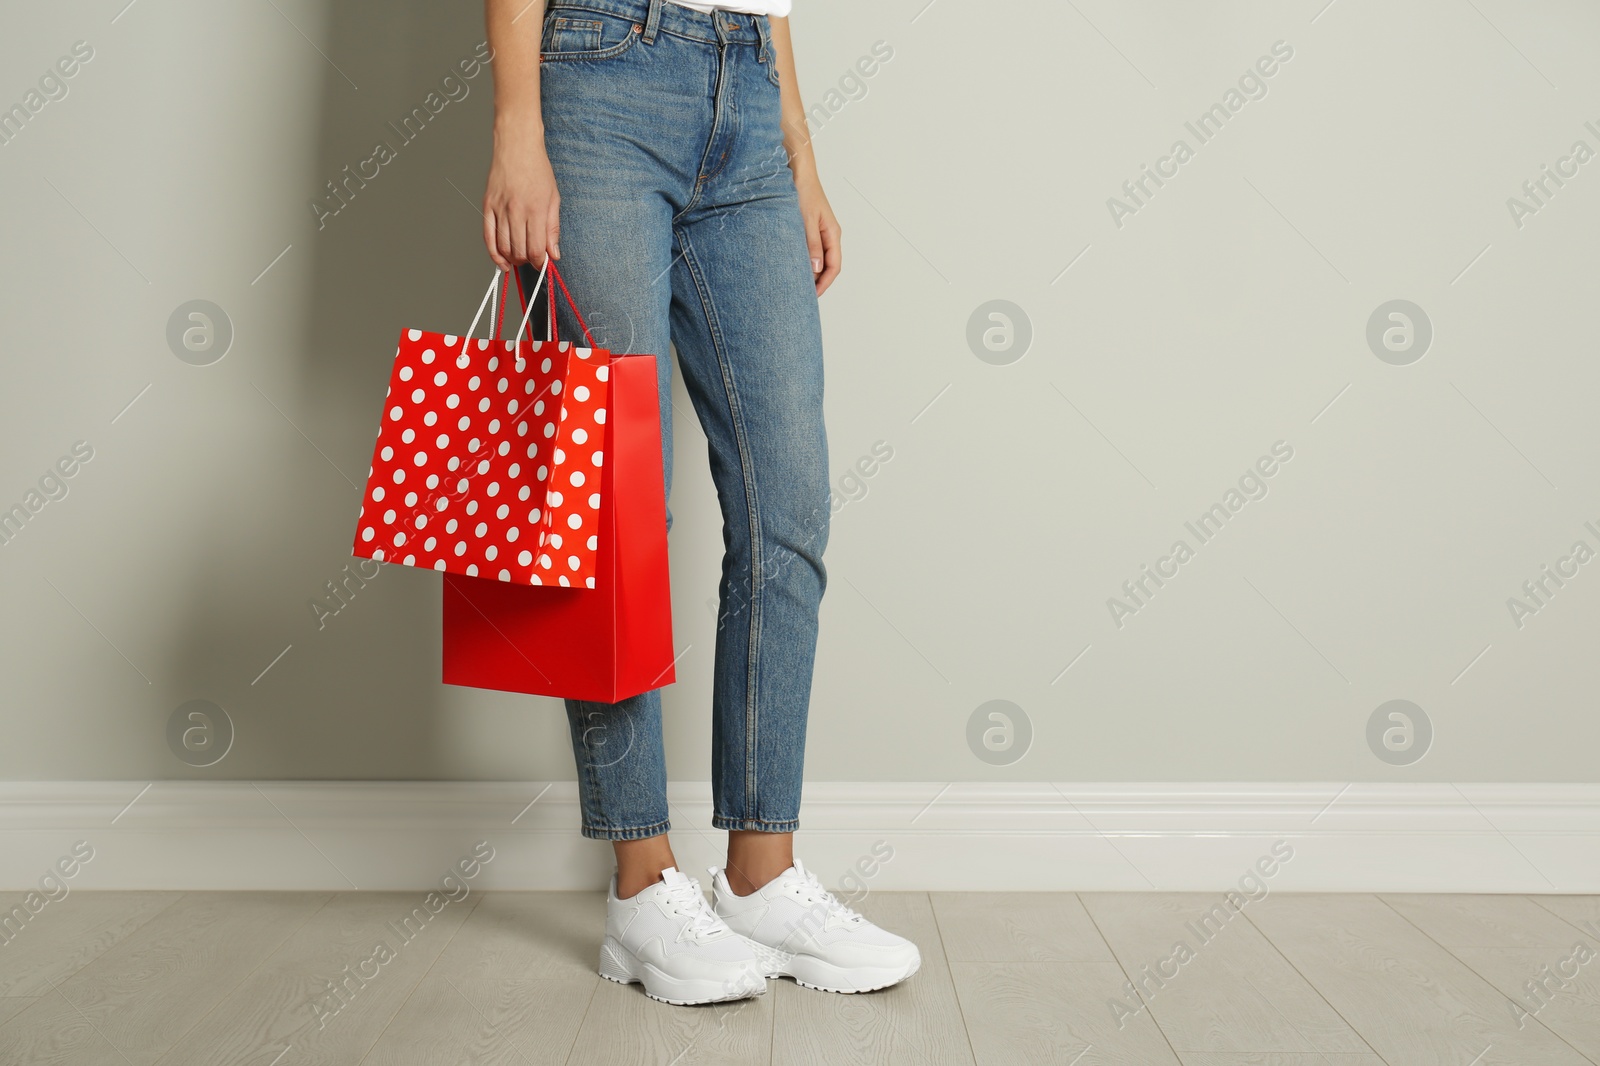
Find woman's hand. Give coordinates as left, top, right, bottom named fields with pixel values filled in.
left=483, top=125, right=561, bottom=270
left=796, top=173, right=841, bottom=296
left=768, top=16, right=839, bottom=297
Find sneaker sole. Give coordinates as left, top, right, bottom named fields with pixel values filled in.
left=598, top=937, right=767, bottom=1006
left=745, top=938, right=921, bottom=994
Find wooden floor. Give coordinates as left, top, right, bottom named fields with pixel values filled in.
left=2, top=891, right=1598, bottom=1065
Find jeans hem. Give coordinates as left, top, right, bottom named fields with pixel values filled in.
left=580, top=817, right=671, bottom=841
left=712, top=815, right=799, bottom=833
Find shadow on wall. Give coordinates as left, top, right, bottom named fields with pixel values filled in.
left=161, top=1, right=556, bottom=778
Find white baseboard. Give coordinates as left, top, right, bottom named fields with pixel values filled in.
left=2, top=781, right=1597, bottom=893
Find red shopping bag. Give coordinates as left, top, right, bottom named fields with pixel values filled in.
left=441, top=268, right=676, bottom=703
left=352, top=262, right=609, bottom=587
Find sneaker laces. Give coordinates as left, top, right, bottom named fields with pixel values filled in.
left=789, top=858, right=864, bottom=925
left=663, top=875, right=729, bottom=941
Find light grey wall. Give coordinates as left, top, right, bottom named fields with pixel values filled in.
left=3, top=0, right=1597, bottom=784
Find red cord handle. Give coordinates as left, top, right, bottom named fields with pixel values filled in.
left=546, top=261, right=597, bottom=348
left=497, top=260, right=599, bottom=349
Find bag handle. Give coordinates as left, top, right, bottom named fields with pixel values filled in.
left=460, top=259, right=598, bottom=359
left=549, top=261, right=595, bottom=347
left=460, top=271, right=504, bottom=358
left=515, top=257, right=598, bottom=349
left=456, top=266, right=536, bottom=353
left=512, top=256, right=554, bottom=345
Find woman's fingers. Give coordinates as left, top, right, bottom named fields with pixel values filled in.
left=529, top=216, right=552, bottom=270
left=484, top=150, right=560, bottom=268
left=509, top=203, right=530, bottom=266
left=806, top=218, right=824, bottom=279
left=496, top=208, right=517, bottom=268
left=484, top=206, right=508, bottom=271
left=484, top=202, right=558, bottom=269
left=815, top=217, right=842, bottom=296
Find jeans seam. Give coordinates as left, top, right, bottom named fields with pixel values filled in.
left=711, top=56, right=741, bottom=187
left=675, top=227, right=766, bottom=828
left=712, top=815, right=797, bottom=831
left=581, top=816, right=671, bottom=841
left=698, top=48, right=735, bottom=189
left=574, top=704, right=616, bottom=833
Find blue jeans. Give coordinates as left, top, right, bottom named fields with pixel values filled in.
left=522, top=0, right=831, bottom=840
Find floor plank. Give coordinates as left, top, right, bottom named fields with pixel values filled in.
left=1247, top=893, right=1593, bottom=1066
left=360, top=893, right=603, bottom=1065
left=1533, top=896, right=1600, bottom=938
left=569, top=975, right=774, bottom=1066
left=151, top=890, right=480, bottom=1066
left=1383, top=894, right=1600, bottom=1061
left=773, top=893, right=972, bottom=1066
left=3, top=890, right=1599, bottom=1065
left=1080, top=893, right=1372, bottom=1056
left=361, top=976, right=596, bottom=1066
left=1177, top=1049, right=1388, bottom=1056
left=0, top=891, right=328, bottom=1066
left=1381, top=893, right=1595, bottom=949
left=1445, top=945, right=1600, bottom=1063
left=0, top=999, right=36, bottom=1026
left=931, top=892, right=1116, bottom=962
left=952, top=961, right=1181, bottom=1065
left=0, top=891, right=179, bottom=998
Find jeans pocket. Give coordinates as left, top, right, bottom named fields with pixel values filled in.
left=544, top=17, right=602, bottom=52
left=541, top=11, right=644, bottom=62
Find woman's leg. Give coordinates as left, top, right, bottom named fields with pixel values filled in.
left=663, top=16, right=832, bottom=886
left=663, top=29, right=931, bottom=991
left=532, top=0, right=697, bottom=891
left=540, top=194, right=685, bottom=891
left=535, top=0, right=826, bottom=897
left=536, top=222, right=679, bottom=888
left=562, top=688, right=673, bottom=895
left=724, top=830, right=798, bottom=896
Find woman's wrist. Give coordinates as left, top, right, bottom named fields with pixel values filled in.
left=788, top=155, right=821, bottom=189
left=493, top=109, right=546, bottom=144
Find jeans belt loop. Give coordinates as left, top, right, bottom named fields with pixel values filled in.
left=642, top=0, right=663, bottom=43
left=754, top=14, right=771, bottom=63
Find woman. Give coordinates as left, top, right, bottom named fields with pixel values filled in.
left=481, top=0, right=920, bottom=1005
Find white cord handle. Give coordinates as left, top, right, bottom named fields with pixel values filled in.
left=460, top=270, right=505, bottom=360
left=458, top=256, right=556, bottom=361
left=515, top=254, right=554, bottom=344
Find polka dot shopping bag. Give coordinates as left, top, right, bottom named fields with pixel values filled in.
left=352, top=261, right=610, bottom=587
left=354, top=258, right=676, bottom=703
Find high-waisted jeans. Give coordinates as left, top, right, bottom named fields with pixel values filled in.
left=521, top=0, right=830, bottom=840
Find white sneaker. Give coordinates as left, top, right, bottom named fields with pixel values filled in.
left=599, top=866, right=768, bottom=1005
left=709, top=859, right=921, bottom=993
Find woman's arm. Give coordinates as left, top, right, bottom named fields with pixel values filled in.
left=768, top=16, right=842, bottom=296
left=482, top=0, right=560, bottom=270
